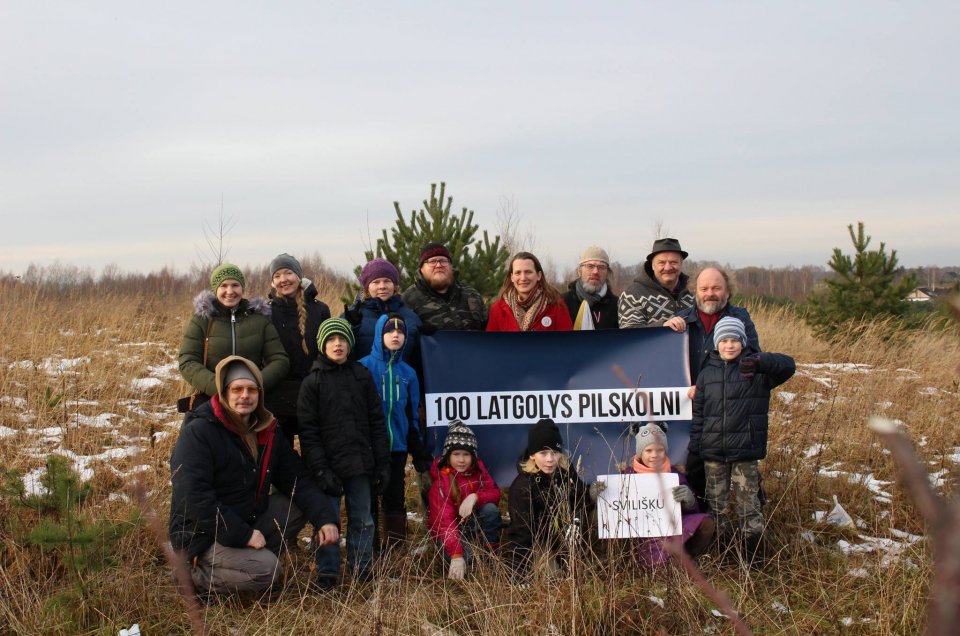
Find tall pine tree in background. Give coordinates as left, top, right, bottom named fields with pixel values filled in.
left=806, top=221, right=917, bottom=336
left=346, top=182, right=509, bottom=303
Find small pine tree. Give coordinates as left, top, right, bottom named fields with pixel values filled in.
left=806, top=221, right=917, bottom=336
left=345, top=182, right=509, bottom=304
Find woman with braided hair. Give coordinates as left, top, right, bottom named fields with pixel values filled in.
left=486, top=252, right=573, bottom=332
left=266, top=253, right=331, bottom=443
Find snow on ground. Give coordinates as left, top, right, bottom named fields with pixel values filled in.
left=874, top=400, right=893, bottom=410
left=73, top=413, right=117, bottom=428
left=131, top=377, right=164, bottom=390
left=8, top=360, right=34, bottom=370
left=0, top=426, right=17, bottom=438
left=800, top=363, right=873, bottom=372
left=777, top=391, right=796, bottom=404
left=804, top=443, right=827, bottom=458
left=40, top=356, right=89, bottom=374
left=818, top=466, right=893, bottom=499
left=1, top=396, right=27, bottom=408
left=836, top=529, right=923, bottom=568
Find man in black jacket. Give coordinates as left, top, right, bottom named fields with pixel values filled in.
left=169, top=356, right=339, bottom=598
left=562, top=245, right=619, bottom=329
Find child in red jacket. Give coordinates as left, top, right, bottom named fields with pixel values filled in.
left=428, top=420, right=503, bottom=580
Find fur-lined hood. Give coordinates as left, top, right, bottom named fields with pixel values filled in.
left=192, top=290, right=271, bottom=320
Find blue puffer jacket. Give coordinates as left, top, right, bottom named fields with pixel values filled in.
left=359, top=314, right=421, bottom=454
left=689, top=351, right=795, bottom=463
left=345, top=295, right=422, bottom=366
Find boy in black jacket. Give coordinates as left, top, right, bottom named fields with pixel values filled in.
left=298, top=317, right=391, bottom=588
left=688, top=316, right=795, bottom=562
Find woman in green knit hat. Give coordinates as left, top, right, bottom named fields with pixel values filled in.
left=177, top=263, right=289, bottom=411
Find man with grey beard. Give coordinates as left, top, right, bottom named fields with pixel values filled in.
left=664, top=267, right=761, bottom=508
left=562, top=246, right=619, bottom=329
left=665, top=267, right=760, bottom=387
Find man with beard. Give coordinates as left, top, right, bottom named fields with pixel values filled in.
left=402, top=243, right=487, bottom=332
left=664, top=267, right=761, bottom=386
left=664, top=268, right=761, bottom=507
left=618, top=238, right=694, bottom=328
left=562, top=246, right=619, bottom=329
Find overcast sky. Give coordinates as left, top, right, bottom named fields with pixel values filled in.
left=2, top=2, right=957, bottom=279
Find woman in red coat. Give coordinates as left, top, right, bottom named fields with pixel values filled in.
left=486, top=252, right=573, bottom=332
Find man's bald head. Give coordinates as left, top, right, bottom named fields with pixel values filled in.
left=695, top=268, right=731, bottom=315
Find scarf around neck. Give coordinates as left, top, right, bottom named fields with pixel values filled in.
left=575, top=279, right=607, bottom=307
left=632, top=455, right=673, bottom=474
left=505, top=286, right=547, bottom=331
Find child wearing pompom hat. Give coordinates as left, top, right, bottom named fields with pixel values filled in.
left=297, top=317, right=391, bottom=589
left=342, top=257, right=422, bottom=362
left=427, top=420, right=503, bottom=580
left=623, top=423, right=715, bottom=566
left=688, top=315, right=796, bottom=565
left=504, top=418, right=595, bottom=577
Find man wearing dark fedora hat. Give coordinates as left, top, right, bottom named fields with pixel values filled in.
left=618, top=238, right=694, bottom=328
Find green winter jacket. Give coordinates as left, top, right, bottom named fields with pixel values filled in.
left=178, top=291, right=290, bottom=397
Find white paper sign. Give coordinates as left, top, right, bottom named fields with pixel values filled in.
left=596, top=473, right=683, bottom=539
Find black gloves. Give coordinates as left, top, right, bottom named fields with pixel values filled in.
left=344, top=308, right=362, bottom=327
left=373, top=465, right=391, bottom=495
left=739, top=353, right=761, bottom=378
left=316, top=471, right=344, bottom=497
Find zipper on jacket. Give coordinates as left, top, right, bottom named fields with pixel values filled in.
left=230, top=310, right=237, bottom=354
left=721, top=360, right=728, bottom=457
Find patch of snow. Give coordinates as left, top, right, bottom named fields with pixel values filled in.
left=22, top=468, right=47, bottom=495
left=108, top=492, right=131, bottom=503
left=0, top=425, right=17, bottom=438
left=131, top=378, right=164, bottom=390
left=800, top=363, right=872, bottom=372
left=647, top=595, right=665, bottom=608
left=918, top=436, right=928, bottom=447
left=710, top=609, right=728, bottom=619
left=874, top=496, right=892, bottom=505
left=804, top=443, right=827, bottom=458
left=8, top=360, right=35, bottom=370
left=65, top=399, right=99, bottom=407
left=58, top=329, right=76, bottom=337
left=840, top=617, right=853, bottom=627
left=119, top=342, right=168, bottom=348
left=848, top=568, right=870, bottom=578
left=929, top=469, right=948, bottom=489
left=919, top=387, right=939, bottom=396
left=40, top=356, right=89, bottom=373
left=875, top=400, right=893, bottom=410
left=18, top=413, right=36, bottom=424
left=152, top=431, right=172, bottom=442
left=889, top=528, right=923, bottom=544
left=777, top=391, right=796, bottom=405
left=0, top=396, right=27, bottom=408
left=74, top=413, right=116, bottom=428
left=819, top=468, right=893, bottom=498
left=771, top=601, right=789, bottom=614
left=147, top=362, right=179, bottom=378
left=946, top=449, right=960, bottom=464
left=806, top=376, right=834, bottom=388
left=406, top=511, right=424, bottom=524
left=896, top=368, right=920, bottom=378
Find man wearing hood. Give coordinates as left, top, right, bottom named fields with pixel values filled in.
left=402, top=242, right=488, bottom=332
left=169, top=355, right=339, bottom=598
left=618, top=238, right=694, bottom=328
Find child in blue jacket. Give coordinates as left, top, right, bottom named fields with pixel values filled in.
left=359, top=313, right=432, bottom=548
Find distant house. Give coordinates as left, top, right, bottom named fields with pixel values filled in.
left=905, top=287, right=939, bottom=302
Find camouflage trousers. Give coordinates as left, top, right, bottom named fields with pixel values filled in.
left=704, top=460, right=764, bottom=539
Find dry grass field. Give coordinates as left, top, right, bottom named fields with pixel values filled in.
left=1, top=279, right=958, bottom=635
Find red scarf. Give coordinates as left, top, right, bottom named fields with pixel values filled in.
left=698, top=309, right=721, bottom=336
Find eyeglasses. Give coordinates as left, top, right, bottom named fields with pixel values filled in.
left=228, top=386, right=260, bottom=396
left=581, top=263, right=608, bottom=272
left=425, top=257, right=451, bottom=267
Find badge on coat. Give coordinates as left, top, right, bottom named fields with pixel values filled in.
left=541, top=316, right=553, bottom=328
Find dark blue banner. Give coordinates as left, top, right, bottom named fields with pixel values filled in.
left=421, top=329, right=692, bottom=486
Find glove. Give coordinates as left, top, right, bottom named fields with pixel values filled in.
left=458, top=493, right=478, bottom=519
left=344, top=308, right=362, bottom=327
left=739, top=354, right=760, bottom=378
left=448, top=557, right=466, bottom=580
left=589, top=480, right=606, bottom=502
left=413, top=454, right=433, bottom=475
left=672, top=485, right=696, bottom=512
left=418, top=322, right=438, bottom=336
left=373, top=465, right=391, bottom=495
left=416, top=470, right=432, bottom=495
left=316, top=471, right=343, bottom=497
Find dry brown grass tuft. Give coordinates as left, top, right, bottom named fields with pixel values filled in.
left=0, top=288, right=956, bottom=634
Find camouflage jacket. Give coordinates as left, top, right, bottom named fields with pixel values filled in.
left=402, top=275, right=488, bottom=331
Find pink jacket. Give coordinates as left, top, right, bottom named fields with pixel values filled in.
left=428, top=456, right=501, bottom=558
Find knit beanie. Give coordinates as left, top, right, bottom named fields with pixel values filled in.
left=359, top=258, right=400, bottom=290
left=579, top=245, right=610, bottom=266
left=714, top=316, right=747, bottom=348
left=443, top=419, right=478, bottom=457
left=223, top=361, right=258, bottom=388
left=419, top=242, right=452, bottom=265
left=382, top=313, right=406, bottom=335
left=525, top=418, right=564, bottom=456
left=635, top=423, right=669, bottom=456
left=269, top=253, right=303, bottom=279
left=210, top=263, right=245, bottom=292
left=317, top=317, right=355, bottom=354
